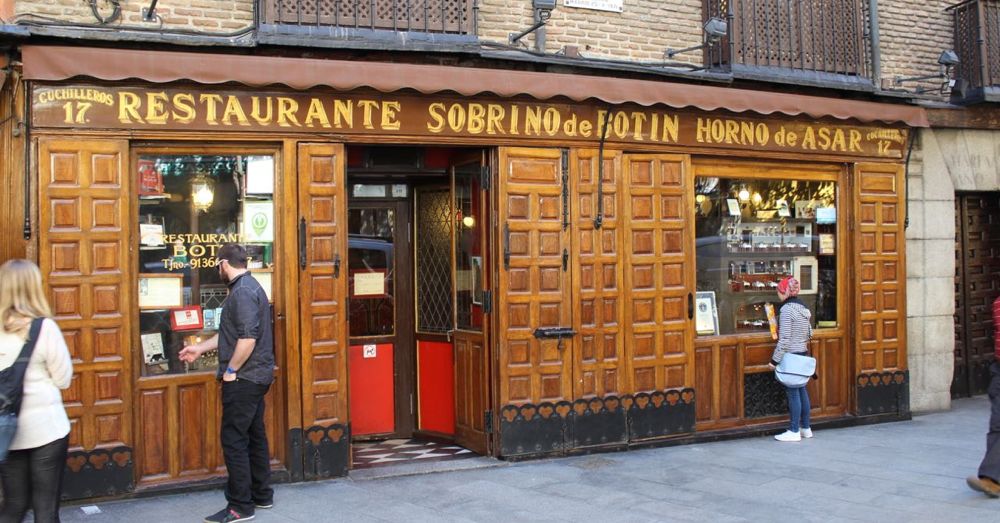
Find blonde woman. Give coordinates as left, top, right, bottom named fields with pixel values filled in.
left=0, top=259, right=73, bottom=523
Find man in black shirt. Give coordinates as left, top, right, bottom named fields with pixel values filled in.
left=180, top=243, right=274, bottom=523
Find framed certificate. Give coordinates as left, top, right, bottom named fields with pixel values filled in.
left=695, top=291, right=719, bottom=336
left=169, top=306, right=204, bottom=331
left=138, top=274, right=184, bottom=310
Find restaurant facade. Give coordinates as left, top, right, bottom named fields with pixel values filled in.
left=1, top=44, right=927, bottom=499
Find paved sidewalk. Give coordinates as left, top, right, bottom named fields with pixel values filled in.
left=59, top=396, right=1000, bottom=522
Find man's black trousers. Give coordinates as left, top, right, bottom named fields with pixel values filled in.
left=221, top=378, right=273, bottom=514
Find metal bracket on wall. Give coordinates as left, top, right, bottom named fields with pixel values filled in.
left=298, top=218, right=307, bottom=269
left=561, top=149, right=570, bottom=230
left=503, top=222, right=511, bottom=270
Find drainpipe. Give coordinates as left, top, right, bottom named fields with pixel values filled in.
left=869, top=0, right=881, bottom=87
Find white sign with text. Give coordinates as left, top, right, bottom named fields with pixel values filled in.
left=564, top=0, right=623, bottom=13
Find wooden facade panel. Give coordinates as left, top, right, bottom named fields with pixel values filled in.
left=39, top=138, right=131, bottom=453
left=139, top=388, right=169, bottom=480
left=623, top=154, right=694, bottom=394
left=178, top=384, right=208, bottom=475
left=498, top=147, right=573, bottom=405
left=571, top=149, right=624, bottom=399
left=298, top=143, right=348, bottom=427
left=853, top=163, right=906, bottom=374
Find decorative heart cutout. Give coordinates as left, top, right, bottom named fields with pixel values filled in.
left=880, top=374, right=891, bottom=386
left=89, top=453, right=109, bottom=470
left=67, top=455, right=87, bottom=473
left=622, top=396, right=634, bottom=409
left=894, top=373, right=905, bottom=384
left=503, top=407, right=519, bottom=422
left=665, top=391, right=679, bottom=406
left=681, top=390, right=695, bottom=404
left=858, top=376, right=869, bottom=387
left=651, top=393, right=665, bottom=408
left=521, top=406, right=537, bottom=420
left=605, top=397, right=620, bottom=411
left=112, top=450, right=131, bottom=467
left=573, top=401, right=588, bottom=416
left=307, top=429, right=324, bottom=446
left=635, top=395, right=649, bottom=409
left=589, top=399, right=603, bottom=413
left=539, top=405, right=554, bottom=419
left=555, top=403, right=571, bottom=418
left=328, top=427, right=344, bottom=442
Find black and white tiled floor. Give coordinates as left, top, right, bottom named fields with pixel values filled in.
left=352, top=439, right=476, bottom=469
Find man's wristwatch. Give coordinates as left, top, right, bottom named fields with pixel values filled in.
left=225, top=367, right=237, bottom=375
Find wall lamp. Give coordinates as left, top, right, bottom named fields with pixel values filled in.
left=510, top=0, right=556, bottom=52
left=666, top=17, right=728, bottom=59
left=894, top=50, right=959, bottom=93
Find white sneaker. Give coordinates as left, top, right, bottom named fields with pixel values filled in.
left=800, top=428, right=814, bottom=439
left=774, top=430, right=802, bottom=442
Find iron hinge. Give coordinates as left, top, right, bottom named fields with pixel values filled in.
left=480, top=164, right=492, bottom=191
left=484, top=410, right=493, bottom=434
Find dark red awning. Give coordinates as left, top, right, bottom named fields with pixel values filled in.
left=21, top=45, right=929, bottom=127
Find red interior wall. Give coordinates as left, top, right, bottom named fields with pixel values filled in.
left=349, top=343, right=395, bottom=436
left=417, top=341, right=454, bottom=435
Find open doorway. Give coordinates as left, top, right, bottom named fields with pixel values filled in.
left=345, top=145, right=492, bottom=468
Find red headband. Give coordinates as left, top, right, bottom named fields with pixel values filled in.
left=778, top=277, right=800, bottom=296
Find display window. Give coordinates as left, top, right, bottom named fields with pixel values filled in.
left=694, top=176, right=838, bottom=336
left=136, top=153, right=276, bottom=376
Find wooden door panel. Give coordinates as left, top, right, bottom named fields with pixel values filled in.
left=497, top=147, right=573, bottom=405
left=39, top=138, right=132, bottom=455
left=298, top=144, right=348, bottom=427
left=953, top=193, right=1000, bottom=397
left=853, top=163, right=906, bottom=374
left=571, top=149, right=624, bottom=399
left=623, top=154, right=694, bottom=393
left=453, top=331, right=487, bottom=454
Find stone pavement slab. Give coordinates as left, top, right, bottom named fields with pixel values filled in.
left=56, top=396, right=1000, bottom=523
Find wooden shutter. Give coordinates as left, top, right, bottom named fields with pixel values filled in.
left=570, top=148, right=625, bottom=399
left=622, top=154, right=695, bottom=393
left=496, top=147, right=573, bottom=406
left=853, top=163, right=906, bottom=374
left=297, top=143, right=349, bottom=428
left=38, top=138, right=132, bottom=452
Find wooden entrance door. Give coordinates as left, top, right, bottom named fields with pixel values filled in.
left=954, top=192, right=1000, bottom=397
left=297, top=143, right=349, bottom=431
left=346, top=200, right=414, bottom=438
left=452, top=153, right=491, bottom=455
left=496, top=147, right=574, bottom=406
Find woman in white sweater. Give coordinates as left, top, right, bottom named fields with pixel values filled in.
left=0, top=259, right=73, bottom=523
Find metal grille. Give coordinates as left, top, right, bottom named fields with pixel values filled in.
left=953, top=0, right=1000, bottom=92
left=263, top=0, right=476, bottom=34
left=706, top=0, right=869, bottom=78
left=743, top=372, right=788, bottom=418
left=416, top=189, right=453, bottom=333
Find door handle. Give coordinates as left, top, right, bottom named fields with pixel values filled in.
left=333, top=253, right=341, bottom=278
left=503, top=222, right=511, bottom=270
left=298, top=218, right=307, bottom=270
left=688, top=292, right=694, bottom=320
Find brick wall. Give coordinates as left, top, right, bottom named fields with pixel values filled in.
left=477, top=0, right=704, bottom=66
left=12, top=0, right=253, bottom=32
left=877, top=0, right=954, bottom=100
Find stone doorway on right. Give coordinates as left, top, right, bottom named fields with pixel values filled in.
left=953, top=192, right=1000, bottom=398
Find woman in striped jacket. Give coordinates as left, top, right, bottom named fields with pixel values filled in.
left=769, top=276, right=813, bottom=442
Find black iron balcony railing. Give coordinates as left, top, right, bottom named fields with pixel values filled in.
left=704, top=0, right=872, bottom=88
left=952, top=0, right=1000, bottom=103
left=261, top=0, right=477, bottom=35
